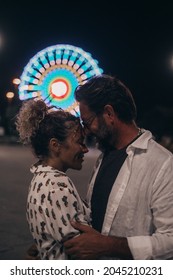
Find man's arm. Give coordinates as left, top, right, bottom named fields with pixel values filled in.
left=63, top=221, right=133, bottom=259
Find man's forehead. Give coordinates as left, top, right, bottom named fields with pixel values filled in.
left=79, top=102, right=92, bottom=118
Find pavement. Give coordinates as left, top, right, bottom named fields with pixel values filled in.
left=0, top=138, right=100, bottom=260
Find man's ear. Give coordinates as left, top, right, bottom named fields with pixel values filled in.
left=103, top=105, right=117, bottom=126
left=103, top=105, right=115, bottom=119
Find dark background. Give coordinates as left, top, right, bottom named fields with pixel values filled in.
left=1, top=1, right=173, bottom=140
left=1, top=1, right=173, bottom=260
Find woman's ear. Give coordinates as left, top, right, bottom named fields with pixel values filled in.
left=49, top=138, right=61, bottom=153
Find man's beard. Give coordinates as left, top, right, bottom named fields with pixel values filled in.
left=94, top=117, right=114, bottom=152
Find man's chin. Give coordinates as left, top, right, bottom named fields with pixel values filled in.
left=96, top=139, right=112, bottom=152
left=96, top=140, right=109, bottom=152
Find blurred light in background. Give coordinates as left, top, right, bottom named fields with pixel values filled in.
left=6, top=91, right=14, bottom=100
left=0, top=34, right=3, bottom=48
left=12, top=78, right=21, bottom=85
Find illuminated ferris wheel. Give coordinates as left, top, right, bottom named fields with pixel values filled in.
left=18, top=44, right=103, bottom=114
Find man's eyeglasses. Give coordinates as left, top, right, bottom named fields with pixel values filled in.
left=81, top=114, right=96, bottom=129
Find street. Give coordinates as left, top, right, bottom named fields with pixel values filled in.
left=0, top=143, right=100, bottom=260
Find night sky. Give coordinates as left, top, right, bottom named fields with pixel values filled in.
left=1, top=1, right=173, bottom=131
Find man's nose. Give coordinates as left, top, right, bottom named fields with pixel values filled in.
left=83, top=126, right=91, bottom=136
left=82, top=144, right=89, bottom=154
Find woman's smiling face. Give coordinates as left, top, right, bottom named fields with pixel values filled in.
left=58, top=123, right=89, bottom=172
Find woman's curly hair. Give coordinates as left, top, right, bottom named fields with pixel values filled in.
left=15, top=99, right=80, bottom=158
left=15, top=99, right=49, bottom=144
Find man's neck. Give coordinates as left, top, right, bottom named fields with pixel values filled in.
left=114, top=122, right=140, bottom=150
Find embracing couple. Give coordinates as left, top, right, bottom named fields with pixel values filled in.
left=16, top=74, right=173, bottom=260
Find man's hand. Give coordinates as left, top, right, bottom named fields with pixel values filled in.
left=63, top=221, right=107, bottom=259
left=63, top=221, right=133, bottom=260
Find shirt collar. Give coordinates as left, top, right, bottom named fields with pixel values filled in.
left=30, top=161, right=66, bottom=175
left=126, top=129, right=153, bottom=152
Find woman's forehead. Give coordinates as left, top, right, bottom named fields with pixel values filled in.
left=67, top=122, right=84, bottom=139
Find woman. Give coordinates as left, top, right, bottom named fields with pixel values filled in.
left=15, top=99, right=91, bottom=260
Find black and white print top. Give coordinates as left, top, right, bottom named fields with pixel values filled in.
left=26, top=162, right=91, bottom=260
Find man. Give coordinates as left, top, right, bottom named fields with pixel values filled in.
left=64, top=74, right=173, bottom=259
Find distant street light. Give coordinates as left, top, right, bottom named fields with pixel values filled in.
left=0, top=34, right=3, bottom=48
left=12, top=78, right=21, bottom=85
left=6, top=91, right=14, bottom=100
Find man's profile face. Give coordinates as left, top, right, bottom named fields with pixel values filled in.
left=79, top=102, right=114, bottom=152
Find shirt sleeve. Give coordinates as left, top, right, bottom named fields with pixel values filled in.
left=44, top=175, right=91, bottom=243
left=128, top=156, right=173, bottom=260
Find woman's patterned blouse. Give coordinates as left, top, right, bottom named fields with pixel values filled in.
left=26, top=162, right=91, bottom=259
